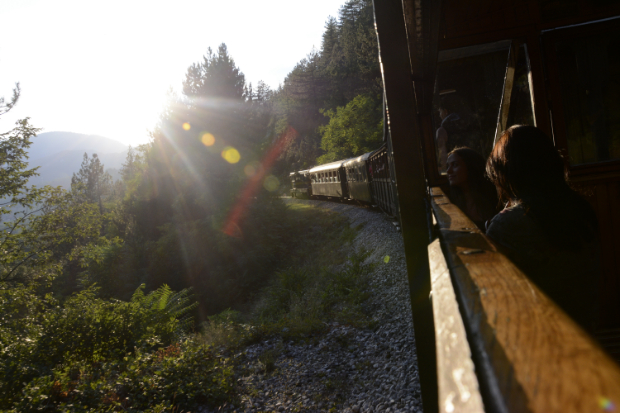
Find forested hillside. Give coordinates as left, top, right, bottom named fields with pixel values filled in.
left=272, top=0, right=383, bottom=171
left=0, top=0, right=382, bottom=410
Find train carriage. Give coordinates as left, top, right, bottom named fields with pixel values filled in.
left=368, top=143, right=399, bottom=217
left=370, top=0, right=620, bottom=412
left=309, top=160, right=349, bottom=199
left=289, top=170, right=311, bottom=198
left=344, top=152, right=373, bottom=203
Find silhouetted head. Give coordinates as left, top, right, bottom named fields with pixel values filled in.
left=487, top=125, right=597, bottom=249
left=486, top=125, right=566, bottom=203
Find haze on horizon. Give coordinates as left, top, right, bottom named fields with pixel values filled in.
left=0, top=0, right=344, bottom=148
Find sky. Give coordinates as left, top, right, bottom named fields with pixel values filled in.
left=0, top=0, right=344, bottom=147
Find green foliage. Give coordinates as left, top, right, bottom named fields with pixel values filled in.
left=0, top=87, right=105, bottom=288
left=0, top=284, right=203, bottom=411
left=71, top=153, right=113, bottom=213
left=255, top=249, right=373, bottom=338
left=11, top=339, right=233, bottom=412
left=317, top=94, right=383, bottom=164
left=183, top=43, right=246, bottom=100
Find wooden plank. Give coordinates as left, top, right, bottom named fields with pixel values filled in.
left=431, top=186, right=620, bottom=412
left=429, top=239, right=485, bottom=413
left=430, top=187, right=482, bottom=233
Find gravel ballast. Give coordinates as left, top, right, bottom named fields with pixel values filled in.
left=220, top=198, right=423, bottom=413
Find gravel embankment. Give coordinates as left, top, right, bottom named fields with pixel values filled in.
left=229, top=198, right=423, bottom=413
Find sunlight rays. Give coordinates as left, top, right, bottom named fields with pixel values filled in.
left=222, top=126, right=299, bottom=237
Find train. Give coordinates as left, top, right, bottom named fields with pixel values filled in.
left=289, top=143, right=400, bottom=218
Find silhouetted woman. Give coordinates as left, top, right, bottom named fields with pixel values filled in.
left=486, top=125, right=600, bottom=332
left=446, top=147, right=499, bottom=231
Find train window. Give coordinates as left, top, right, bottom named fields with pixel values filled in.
left=555, top=32, right=620, bottom=165
left=433, top=40, right=513, bottom=172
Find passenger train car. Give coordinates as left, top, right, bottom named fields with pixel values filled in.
left=295, top=143, right=400, bottom=218
left=289, top=170, right=311, bottom=198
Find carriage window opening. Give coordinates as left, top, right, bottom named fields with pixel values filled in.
left=433, top=41, right=511, bottom=173
left=556, top=32, right=620, bottom=164
left=504, top=45, right=535, bottom=130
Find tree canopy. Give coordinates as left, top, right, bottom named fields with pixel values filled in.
left=317, top=94, right=383, bottom=164
left=271, top=0, right=382, bottom=172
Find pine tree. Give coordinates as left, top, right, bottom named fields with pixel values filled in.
left=71, top=153, right=112, bottom=213
left=321, top=17, right=339, bottom=60
left=183, top=44, right=246, bottom=101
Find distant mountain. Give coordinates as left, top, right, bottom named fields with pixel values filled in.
left=26, top=131, right=129, bottom=188
left=28, top=131, right=128, bottom=161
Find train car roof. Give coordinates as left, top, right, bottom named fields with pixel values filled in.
left=309, top=159, right=350, bottom=173
left=344, top=152, right=372, bottom=167
left=368, top=142, right=387, bottom=158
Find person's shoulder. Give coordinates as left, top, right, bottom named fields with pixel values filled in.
left=489, top=204, right=528, bottom=224
left=486, top=205, right=535, bottom=239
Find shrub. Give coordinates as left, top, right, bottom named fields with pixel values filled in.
left=0, top=284, right=203, bottom=410
left=12, top=340, right=234, bottom=412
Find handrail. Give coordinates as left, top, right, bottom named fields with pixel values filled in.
left=429, top=186, right=620, bottom=412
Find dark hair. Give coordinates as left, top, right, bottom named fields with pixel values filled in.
left=486, top=125, right=598, bottom=250
left=447, top=147, right=499, bottom=224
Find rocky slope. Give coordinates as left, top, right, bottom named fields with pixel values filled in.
left=220, top=199, right=424, bottom=413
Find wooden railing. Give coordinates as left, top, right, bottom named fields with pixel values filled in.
left=429, top=186, right=620, bottom=413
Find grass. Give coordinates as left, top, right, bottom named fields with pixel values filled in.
left=193, top=202, right=376, bottom=409
left=201, top=202, right=374, bottom=346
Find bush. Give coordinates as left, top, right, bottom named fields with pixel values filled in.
left=12, top=340, right=234, bottom=412
left=0, top=284, right=206, bottom=411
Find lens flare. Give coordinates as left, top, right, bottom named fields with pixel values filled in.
left=222, top=125, right=298, bottom=238
left=599, top=397, right=616, bottom=412
left=201, top=132, right=215, bottom=146
left=182, top=122, right=191, bottom=131
left=222, top=146, right=241, bottom=164
left=244, top=161, right=261, bottom=177
left=263, top=175, right=280, bottom=192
